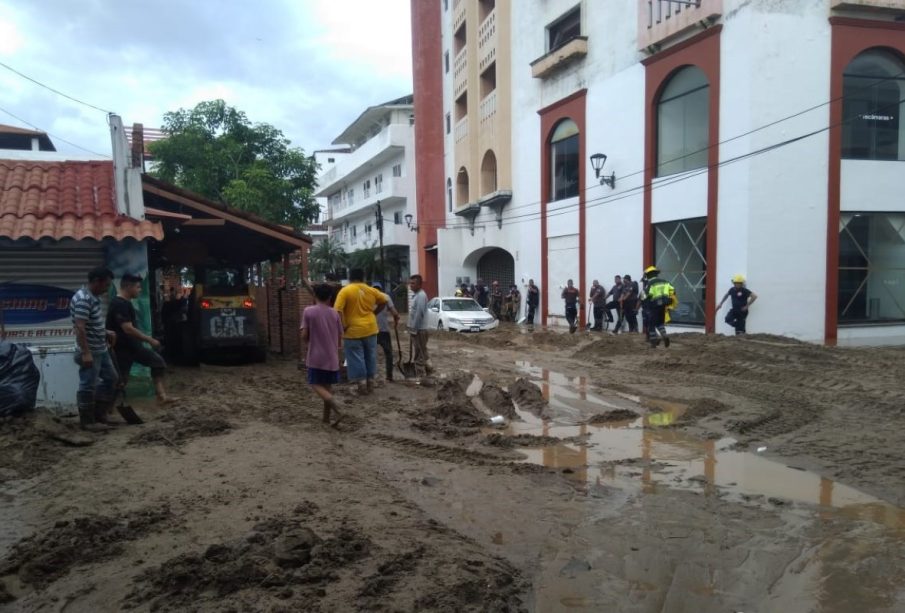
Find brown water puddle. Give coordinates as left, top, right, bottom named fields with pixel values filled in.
left=503, top=361, right=905, bottom=532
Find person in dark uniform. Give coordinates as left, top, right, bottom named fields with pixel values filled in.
left=561, top=279, right=581, bottom=333
left=605, top=275, right=622, bottom=327
left=619, top=274, right=640, bottom=333
left=525, top=279, right=540, bottom=326
left=588, top=279, right=607, bottom=331
left=716, top=274, right=758, bottom=335
left=490, top=281, right=504, bottom=319
left=474, top=279, right=489, bottom=308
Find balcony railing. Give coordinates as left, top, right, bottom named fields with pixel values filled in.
left=325, top=178, right=409, bottom=224
left=454, top=47, right=468, bottom=99
left=478, top=8, right=497, bottom=72
left=455, top=116, right=469, bottom=143
left=480, top=91, right=497, bottom=123
left=315, top=124, right=410, bottom=195
left=638, top=0, right=722, bottom=52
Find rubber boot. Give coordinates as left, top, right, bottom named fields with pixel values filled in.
left=77, top=391, right=96, bottom=428
left=93, top=391, right=118, bottom=428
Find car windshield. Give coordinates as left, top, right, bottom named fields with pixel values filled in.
left=442, top=299, right=484, bottom=312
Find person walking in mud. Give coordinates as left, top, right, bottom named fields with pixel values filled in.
left=617, top=275, right=640, bottom=334
left=641, top=266, right=675, bottom=348
left=716, top=275, right=758, bottom=335
left=474, top=279, right=489, bottom=309
left=301, top=283, right=345, bottom=425
left=525, top=279, right=540, bottom=327
left=561, top=279, right=581, bottom=333
left=407, top=274, right=433, bottom=377
left=70, top=267, right=118, bottom=430
left=588, top=279, right=607, bottom=331
left=605, top=275, right=623, bottom=330
left=490, top=281, right=504, bottom=319
left=372, top=281, right=400, bottom=382
left=333, top=268, right=387, bottom=395
left=106, top=273, right=177, bottom=407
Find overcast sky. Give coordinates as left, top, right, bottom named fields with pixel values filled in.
left=0, top=0, right=413, bottom=157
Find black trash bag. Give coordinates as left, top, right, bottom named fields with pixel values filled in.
left=0, top=341, right=40, bottom=417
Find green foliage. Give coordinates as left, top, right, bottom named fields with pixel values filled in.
left=309, top=237, right=347, bottom=275
left=347, top=242, right=385, bottom=281
left=149, top=100, right=320, bottom=229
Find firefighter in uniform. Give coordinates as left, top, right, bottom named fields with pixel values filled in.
left=642, top=265, right=675, bottom=348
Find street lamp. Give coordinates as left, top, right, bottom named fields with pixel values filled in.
left=589, top=153, right=616, bottom=189
left=404, top=213, right=418, bottom=231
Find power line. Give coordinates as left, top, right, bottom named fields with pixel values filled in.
left=0, top=60, right=114, bottom=114
left=418, top=68, right=905, bottom=226
left=417, top=93, right=905, bottom=231
left=0, top=106, right=110, bottom=158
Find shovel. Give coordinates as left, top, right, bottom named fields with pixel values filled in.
left=395, top=327, right=417, bottom=379
left=116, top=387, right=144, bottom=425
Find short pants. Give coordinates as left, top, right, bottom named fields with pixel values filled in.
left=307, top=367, right=340, bottom=385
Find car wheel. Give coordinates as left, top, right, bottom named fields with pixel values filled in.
left=437, top=320, right=444, bottom=330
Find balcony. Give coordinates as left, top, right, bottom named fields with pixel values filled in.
left=455, top=116, right=469, bottom=143
left=453, top=0, right=466, bottom=34
left=638, top=0, right=722, bottom=52
left=531, top=37, right=588, bottom=79
left=324, top=177, right=408, bottom=224
left=831, top=0, right=905, bottom=11
left=478, top=8, right=497, bottom=72
left=315, top=124, right=411, bottom=195
left=453, top=47, right=468, bottom=99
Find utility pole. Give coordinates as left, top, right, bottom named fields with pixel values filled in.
left=375, top=201, right=386, bottom=286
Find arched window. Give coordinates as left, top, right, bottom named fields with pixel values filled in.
left=843, top=49, right=905, bottom=161
left=456, top=167, right=470, bottom=208
left=481, top=150, right=498, bottom=195
left=550, top=119, right=579, bottom=201
left=447, top=178, right=453, bottom=212
left=657, top=66, right=709, bottom=177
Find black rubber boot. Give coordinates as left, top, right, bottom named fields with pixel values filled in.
left=77, top=391, right=96, bottom=428
left=93, top=391, right=118, bottom=428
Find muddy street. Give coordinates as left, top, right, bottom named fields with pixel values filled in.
left=2, top=327, right=904, bottom=612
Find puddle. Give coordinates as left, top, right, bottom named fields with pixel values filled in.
left=503, top=361, right=905, bottom=531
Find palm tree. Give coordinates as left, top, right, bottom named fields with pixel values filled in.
left=309, top=238, right=347, bottom=276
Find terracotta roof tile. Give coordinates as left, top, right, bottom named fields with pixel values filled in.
left=0, top=159, right=163, bottom=241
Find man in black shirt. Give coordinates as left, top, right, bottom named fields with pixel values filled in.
left=605, top=275, right=622, bottom=327
left=107, top=274, right=176, bottom=404
left=619, top=274, right=640, bottom=333
left=716, top=274, right=758, bottom=335
left=474, top=279, right=489, bottom=308
left=525, top=279, right=540, bottom=326
left=588, top=279, right=607, bottom=331
left=561, top=279, right=581, bottom=333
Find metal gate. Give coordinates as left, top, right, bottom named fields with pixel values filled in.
left=476, top=248, right=515, bottom=288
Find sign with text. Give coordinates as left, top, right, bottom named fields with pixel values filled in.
left=0, top=283, right=76, bottom=345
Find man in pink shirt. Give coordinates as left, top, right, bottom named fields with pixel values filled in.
left=301, top=283, right=344, bottom=425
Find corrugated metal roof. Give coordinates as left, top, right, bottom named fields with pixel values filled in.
left=0, top=159, right=163, bottom=241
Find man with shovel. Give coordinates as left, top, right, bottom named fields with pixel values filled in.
left=407, top=274, right=432, bottom=378
left=107, top=274, right=177, bottom=415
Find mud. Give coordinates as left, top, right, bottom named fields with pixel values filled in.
left=0, top=506, right=173, bottom=589
left=2, top=325, right=905, bottom=611
left=507, top=377, right=548, bottom=417
left=479, top=383, right=517, bottom=418
left=126, top=514, right=370, bottom=611
left=587, top=409, right=640, bottom=424
left=128, top=413, right=233, bottom=447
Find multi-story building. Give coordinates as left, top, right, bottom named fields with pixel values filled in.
left=315, top=95, right=418, bottom=283
left=411, top=0, right=905, bottom=344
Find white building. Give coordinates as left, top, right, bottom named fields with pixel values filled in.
left=315, top=95, right=418, bottom=284
left=411, top=0, right=905, bottom=344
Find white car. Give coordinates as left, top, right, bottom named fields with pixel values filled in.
left=425, top=297, right=499, bottom=332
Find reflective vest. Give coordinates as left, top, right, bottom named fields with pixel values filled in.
left=646, top=278, right=674, bottom=306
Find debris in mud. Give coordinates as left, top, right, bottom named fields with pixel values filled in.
left=508, top=378, right=548, bottom=417
left=483, top=433, right=587, bottom=448
left=126, top=516, right=372, bottom=611
left=479, top=384, right=517, bottom=419
left=418, top=379, right=486, bottom=428
left=587, top=409, right=639, bottom=424
left=357, top=547, right=424, bottom=603
left=0, top=413, right=83, bottom=482
left=0, top=506, right=174, bottom=590
left=128, top=413, right=233, bottom=448
left=412, top=556, right=526, bottom=613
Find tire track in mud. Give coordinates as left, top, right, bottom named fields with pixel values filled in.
left=356, top=432, right=519, bottom=467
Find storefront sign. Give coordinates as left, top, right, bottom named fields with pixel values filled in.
left=1, top=283, right=76, bottom=345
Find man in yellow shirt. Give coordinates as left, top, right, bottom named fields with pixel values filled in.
left=333, top=268, right=387, bottom=395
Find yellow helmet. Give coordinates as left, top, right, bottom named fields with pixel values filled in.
left=644, top=265, right=659, bottom=274
left=732, top=274, right=746, bottom=284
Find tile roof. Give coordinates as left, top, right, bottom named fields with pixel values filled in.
left=0, top=159, right=163, bottom=242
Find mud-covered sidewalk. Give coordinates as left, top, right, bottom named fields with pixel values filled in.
left=1, top=327, right=904, bottom=612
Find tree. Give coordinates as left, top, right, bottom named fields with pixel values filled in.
left=149, top=100, right=320, bottom=229
left=347, top=242, right=385, bottom=281
left=309, top=238, right=347, bottom=276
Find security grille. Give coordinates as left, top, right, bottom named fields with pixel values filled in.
left=654, top=218, right=706, bottom=325
left=839, top=213, right=905, bottom=323
left=476, top=248, right=515, bottom=289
